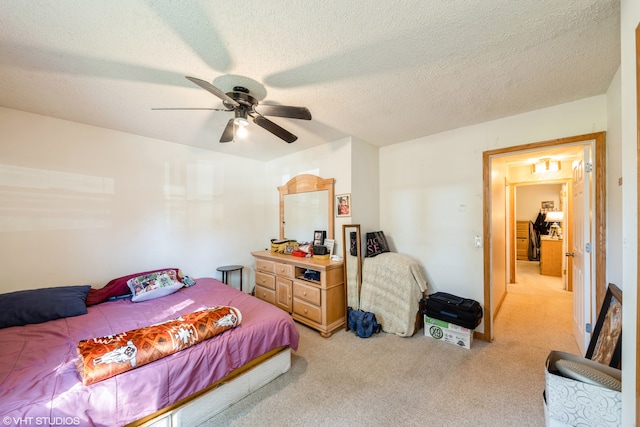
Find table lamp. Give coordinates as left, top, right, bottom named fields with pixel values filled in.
left=545, top=211, right=564, bottom=239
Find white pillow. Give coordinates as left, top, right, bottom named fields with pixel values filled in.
left=127, top=271, right=184, bottom=302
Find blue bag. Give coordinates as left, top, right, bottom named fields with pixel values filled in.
left=347, top=307, right=382, bottom=338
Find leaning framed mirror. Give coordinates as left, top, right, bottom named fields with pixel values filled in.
left=343, top=224, right=362, bottom=330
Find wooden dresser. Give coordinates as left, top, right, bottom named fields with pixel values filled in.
left=540, top=237, right=563, bottom=277
left=516, top=221, right=529, bottom=261
left=251, top=250, right=345, bottom=337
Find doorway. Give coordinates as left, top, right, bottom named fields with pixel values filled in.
left=512, top=181, right=575, bottom=349
left=513, top=182, right=569, bottom=288
left=481, top=132, right=606, bottom=343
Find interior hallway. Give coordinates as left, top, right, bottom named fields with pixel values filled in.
left=494, top=260, right=580, bottom=355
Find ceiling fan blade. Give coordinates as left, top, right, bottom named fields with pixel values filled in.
left=151, top=107, right=233, bottom=111
left=185, top=76, right=239, bottom=107
left=253, top=115, right=297, bottom=143
left=220, top=119, right=235, bottom=143
left=254, top=105, right=311, bottom=120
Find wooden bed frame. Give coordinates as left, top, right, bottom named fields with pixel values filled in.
left=127, top=346, right=291, bottom=427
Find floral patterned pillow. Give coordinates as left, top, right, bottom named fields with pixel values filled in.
left=126, top=270, right=184, bottom=302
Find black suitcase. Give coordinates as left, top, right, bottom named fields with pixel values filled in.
left=423, top=292, right=483, bottom=329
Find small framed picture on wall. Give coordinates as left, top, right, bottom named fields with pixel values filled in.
left=541, top=201, right=554, bottom=210
left=336, top=193, right=351, bottom=217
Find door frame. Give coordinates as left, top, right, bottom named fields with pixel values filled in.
left=634, top=21, right=640, bottom=422
left=482, top=132, right=606, bottom=341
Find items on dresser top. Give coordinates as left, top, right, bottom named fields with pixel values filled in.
left=313, top=245, right=329, bottom=255
left=270, top=239, right=298, bottom=254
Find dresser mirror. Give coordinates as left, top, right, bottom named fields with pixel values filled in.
left=343, top=224, right=362, bottom=329
left=279, top=174, right=335, bottom=242
left=283, top=192, right=327, bottom=242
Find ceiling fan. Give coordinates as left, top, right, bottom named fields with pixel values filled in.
left=153, top=76, right=312, bottom=143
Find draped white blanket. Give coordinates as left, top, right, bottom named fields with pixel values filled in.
left=359, top=252, right=428, bottom=337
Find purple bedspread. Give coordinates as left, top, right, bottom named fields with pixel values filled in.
left=0, top=278, right=299, bottom=426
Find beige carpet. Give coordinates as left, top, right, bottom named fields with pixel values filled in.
left=199, top=261, right=579, bottom=426
left=497, top=261, right=578, bottom=354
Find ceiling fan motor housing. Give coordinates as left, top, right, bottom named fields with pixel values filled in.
left=223, top=87, right=257, bottom=110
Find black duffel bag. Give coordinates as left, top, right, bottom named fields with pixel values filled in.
left=423, top=292, right=483, bottom=330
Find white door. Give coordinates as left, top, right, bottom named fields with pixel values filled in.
left=571, top=146, right=592, bottom=354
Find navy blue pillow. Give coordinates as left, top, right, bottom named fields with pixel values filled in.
left=0, top=285, right=91, bottom=329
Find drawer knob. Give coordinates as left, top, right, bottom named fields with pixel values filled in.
left=303, top=291, right=307, bottom=296
left=304, top=309, right=308, bottom=314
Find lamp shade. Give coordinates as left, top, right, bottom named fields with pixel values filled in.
left=545, top=211, right=564, bottom=222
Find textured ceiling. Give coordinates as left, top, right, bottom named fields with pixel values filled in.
left=0, top=1, right=620, bottom=161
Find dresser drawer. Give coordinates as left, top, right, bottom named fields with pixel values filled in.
left=275, top=262, right=294, bottom=278
left=254, top=285, right=276, bottom=305
left=293, top=280, right=321, bottom=306
left=255, top=271, right=276, bottom=290
left=255, top=259, right=275, bottom=273
left=294, top=299, right=322, bottom=324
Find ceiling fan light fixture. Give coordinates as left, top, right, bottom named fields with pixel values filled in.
left=236, top=124, right=248, bottom=138
left=532, top=158, right=561, bottom=174
left=233, top=116, right=249, bottom=127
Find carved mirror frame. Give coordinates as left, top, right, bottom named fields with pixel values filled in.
left=278, top=174, right=335, bottom=240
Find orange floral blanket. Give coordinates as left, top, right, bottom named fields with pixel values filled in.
left=76, top=306, right=242, bottom=385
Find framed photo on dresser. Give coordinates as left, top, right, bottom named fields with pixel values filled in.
left=313, top=230, right=327, bottom=246
left=324, top=239, right=335, bottom=255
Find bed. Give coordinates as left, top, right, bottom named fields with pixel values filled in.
left=0, top=277, right=299, bottom=426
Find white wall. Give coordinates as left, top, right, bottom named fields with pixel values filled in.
left=607, top=68, right=623, bottom=289
left=350, top=137, right=380, bottom=240
left=516, top=184, right=564, bottom=222
left=0, top=117, right=360, bottom=292
left=619, top=0, right=638, bottom=423
left=379, top=96, right=608, bottom=329
left=0, top=108, right=267, bottom=292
